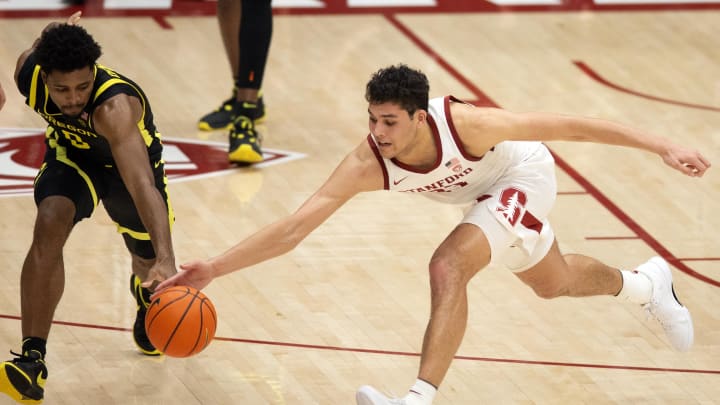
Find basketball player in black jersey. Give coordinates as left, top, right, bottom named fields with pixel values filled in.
left=197, top=0, right=273, bottom=164
left=0, top=81, right=6, bottom=110
left=0, top=13, right=177, bottom=403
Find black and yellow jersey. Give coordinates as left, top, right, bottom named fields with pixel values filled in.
left=16, top=53, right=163, bottom=165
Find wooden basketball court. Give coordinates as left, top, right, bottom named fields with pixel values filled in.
left=0, top=1, right=719, bottom=404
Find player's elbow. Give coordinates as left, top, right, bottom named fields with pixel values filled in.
left=276, top=219, right=309, bottom=252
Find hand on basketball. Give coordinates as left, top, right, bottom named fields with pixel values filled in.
left=661, top=144, right=711, bottom=177
left=152, top=260, right=215, bottom=297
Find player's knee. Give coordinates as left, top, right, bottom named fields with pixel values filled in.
left=428, top=256, right=466, bottom=295
left=529, top=282, right=566, bottom=299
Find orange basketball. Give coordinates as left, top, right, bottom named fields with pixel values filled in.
left=144, top=285, right=217, bottom=357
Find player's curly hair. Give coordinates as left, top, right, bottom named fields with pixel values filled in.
left=35, top=24, right=102, bottom=74
left=365, top=64, right=429, bottom=116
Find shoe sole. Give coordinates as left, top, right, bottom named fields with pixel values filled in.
left=355, top=391, right=375, bottom=405
left=356, top=386, right=394, bottom=405
left=134, top=342, right=163, bottom=356
left=642, top=258, right=694, bottom=351
left=0, top=365, right=43, bottom=404
left=197, top=113, right=267, bottom=132
left=229, top=144, right=264, bottom=164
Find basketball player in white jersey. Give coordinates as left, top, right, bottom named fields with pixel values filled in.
left=154, top=65, right=710, bottom=405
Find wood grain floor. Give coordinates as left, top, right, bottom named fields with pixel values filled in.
left=0, top=6, right=719, bottom=404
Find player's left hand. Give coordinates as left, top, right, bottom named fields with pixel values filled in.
left=661, top=145, right=711, bottom=177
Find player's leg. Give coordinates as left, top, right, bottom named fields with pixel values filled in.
left=514, top=242, right=622, bottom=298
left=515, top=243, right=693, bottom=351
left=102, top=158, right=173, bottom=356
left=198, top=0, right=242, bottom=131
left=357, top=222, right=491, bottom=405
left=227, top=0, right=272, bottom=164
left=1, top=145, right=100, bottom=403
left=199, top=0, right=270, bottom=132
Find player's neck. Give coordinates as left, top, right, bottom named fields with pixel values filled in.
left=394, top=125, right=437, bottom=170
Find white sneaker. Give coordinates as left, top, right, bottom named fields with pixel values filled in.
left=356, top=385, right=406, bottom=405
left=635, top=257, right=694, bottom=351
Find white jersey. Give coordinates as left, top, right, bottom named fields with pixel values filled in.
left=368, top=95, right=545, bottom=205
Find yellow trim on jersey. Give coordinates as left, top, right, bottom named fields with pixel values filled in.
left=93, top=67, right=154, bottom=146
left=115, top=224, right=151, bottom=240
left=29, top=65, right=41, bottom=109
left=93, top=78, right=127, bottom=103
left=52, top=142, right=99, bottom=209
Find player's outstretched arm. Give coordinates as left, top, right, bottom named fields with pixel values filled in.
left=154, top=140, right=385, bottom=293
left=455, top=104, right=711, bottom=177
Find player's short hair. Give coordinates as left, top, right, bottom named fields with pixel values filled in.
left=35, top=24, right=102, bottom=74
left=365, top=64, right=429, bottom=116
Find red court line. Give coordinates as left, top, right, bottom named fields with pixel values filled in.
left=574, top=61, right=720, bottom=113
left=585, top=236, right=640, bottom=240
left=386, top=15, right=719, bottom=288
left=384, top=14, right=497, bottom=108
left=1, top=314, right=716, bottom=375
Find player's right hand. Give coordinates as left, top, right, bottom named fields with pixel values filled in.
left=152, top=260, right=215, bottom=298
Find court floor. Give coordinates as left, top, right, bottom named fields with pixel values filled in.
left=0, top=2, right=719, bottom=404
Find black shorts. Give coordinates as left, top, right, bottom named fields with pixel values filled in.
left=34, top=137, right=174, bottom=260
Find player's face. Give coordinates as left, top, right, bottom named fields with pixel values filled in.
left=368, top=102, right=424, bottom=159
left=42, top=66, right=94, bottom=118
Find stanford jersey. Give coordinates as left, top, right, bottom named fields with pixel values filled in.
left=368, top=95, right=544, bottom=205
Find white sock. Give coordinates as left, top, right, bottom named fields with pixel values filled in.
left=616, top=270, right=653, bottom=304
left=403, top=379, right=437, bottom=405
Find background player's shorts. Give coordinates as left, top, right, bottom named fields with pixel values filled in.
left=34, top=142, right=173, bottom=259
left=462, top=144, right=556, bottom=272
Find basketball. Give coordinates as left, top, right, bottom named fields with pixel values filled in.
left=144, top=285, right=217, bottom=358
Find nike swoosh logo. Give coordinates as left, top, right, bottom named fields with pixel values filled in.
left=393, top=176, right=408, bottom=185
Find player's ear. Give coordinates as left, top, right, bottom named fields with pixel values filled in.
left=415, top=110, right=427, bottom=123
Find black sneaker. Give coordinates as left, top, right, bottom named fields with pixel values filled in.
left=130, top=274, right=162, bottom=356
left=228, top=106, right=263, bottom=164
left=0, top=350, right=47, bottom=403
left=198, top=91, right=266, bottom=131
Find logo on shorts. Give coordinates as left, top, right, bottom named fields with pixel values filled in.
left=0, top=129, right=305, bottom=197
left=497, top=188, right=527, bottom=226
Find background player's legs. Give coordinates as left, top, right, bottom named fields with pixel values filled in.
left=218, top=0, right=241, bottom=84
left=227, top=0, right=273, bottom=164
left=235, top=0, right=272, bottom=104
left=199, top=0, right=271, bottom=133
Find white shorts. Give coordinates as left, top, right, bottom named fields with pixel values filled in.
left=461, top=145, right=557, bottom=272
